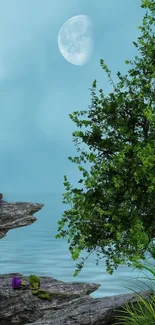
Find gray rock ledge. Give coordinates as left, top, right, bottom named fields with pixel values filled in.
left=0, top=273, right=153, bottom=325
left=0, top=201, right=44, bottom=239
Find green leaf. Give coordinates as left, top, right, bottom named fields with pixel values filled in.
left=71, top=248, right=80, bottom=260
left=133, top=41, right=138, bottom=47
left=37, top=291, right=52, bottom=300
left=29, top=275, right=40, bottom=289
left=92, top=79, right=97, bottom=88
left=31, top=289, right=38, bottom=295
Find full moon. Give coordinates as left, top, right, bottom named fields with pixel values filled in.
left=58, top=15, right=94, bottom=66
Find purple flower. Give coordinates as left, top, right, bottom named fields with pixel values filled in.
left=12, top=276, right=21, bottom=289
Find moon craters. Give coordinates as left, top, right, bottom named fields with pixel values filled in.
left=58, top=15, right=94, bottom=66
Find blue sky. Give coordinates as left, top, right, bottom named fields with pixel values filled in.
left=0, top=0, right=145, bottom=196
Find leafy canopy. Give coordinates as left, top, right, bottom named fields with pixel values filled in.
left=55, top=0, right=155, bottom=276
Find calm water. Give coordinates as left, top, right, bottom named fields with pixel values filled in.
left=1, top=192, right=155, bottom=298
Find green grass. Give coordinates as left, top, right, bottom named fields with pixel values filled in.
left=112, top=253, right=155, bottom=325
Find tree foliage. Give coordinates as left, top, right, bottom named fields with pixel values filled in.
left=55, top=0, right=155, bottom=276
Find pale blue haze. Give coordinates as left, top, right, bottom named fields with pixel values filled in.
left=0, top=0, right=154, bottom=297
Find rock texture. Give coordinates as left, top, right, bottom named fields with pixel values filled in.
left=0, top=201, right=154, bottom=324
left=0, top=273, right=154, bottom=325
left=0, top=201, right=44, bottom=239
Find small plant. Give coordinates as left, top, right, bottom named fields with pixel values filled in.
left=11, top=274, right=53, bottom=300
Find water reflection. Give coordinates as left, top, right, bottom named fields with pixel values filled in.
left=0, top=192, right=155, bottom=298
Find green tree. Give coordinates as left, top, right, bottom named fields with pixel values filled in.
left=55, top=0, right=155, bottom=276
